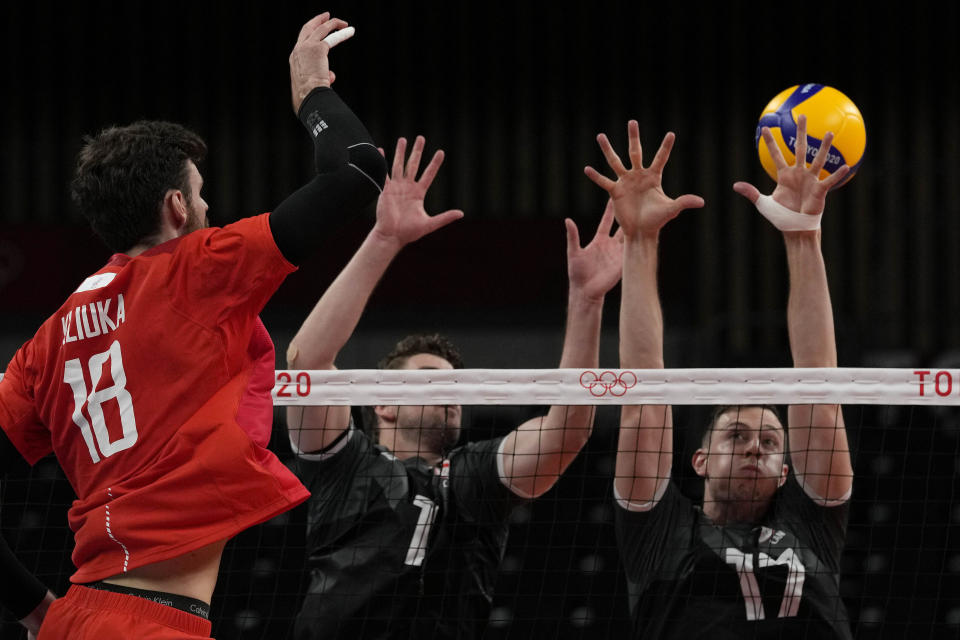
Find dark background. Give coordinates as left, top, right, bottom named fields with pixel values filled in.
left=1, top=1, right=959, bottom=638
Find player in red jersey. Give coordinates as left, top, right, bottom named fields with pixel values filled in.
left=587, top=116, right=854, bottom=639
left=0, top=12, right=386, bottom=639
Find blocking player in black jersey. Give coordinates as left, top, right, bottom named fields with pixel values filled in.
left=285, top=137, right=623, bottom=639
left=585, top=116, right=855, bottom=639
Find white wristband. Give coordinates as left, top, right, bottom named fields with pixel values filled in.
left=754, top=194, right=821, bottom=231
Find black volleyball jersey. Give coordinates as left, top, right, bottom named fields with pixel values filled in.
left=616, top=478, right=852, bottom=640
left=292, top=426, right=525, bottom=640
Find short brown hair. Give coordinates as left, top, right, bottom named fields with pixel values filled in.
left=377, top=333, right=464, bottom=370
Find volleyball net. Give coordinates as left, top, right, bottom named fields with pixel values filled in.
left=1, top=367, right=958, bottom=639
left=273, top=367, right=960, bottom=407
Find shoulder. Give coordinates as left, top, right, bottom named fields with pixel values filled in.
left=158, top=214, right=280, bottom=265
left=447, top=436, right=506, bottom=475
left=296, top=428, right=411, bottom=495
left=450, top=435, right=504, bottom=457
left=615, top=481, right=700, bottom=582
left=295, top=424, right=377, bottom=463
left=183, top=214, right=272, bottom=249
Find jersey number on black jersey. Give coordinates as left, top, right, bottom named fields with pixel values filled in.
left=405, top=495, right=439, bottom=566
left=723, top=546, right=806, bottom=620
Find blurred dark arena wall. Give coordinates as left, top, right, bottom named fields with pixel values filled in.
left=3, top=2, right=960, bottom=367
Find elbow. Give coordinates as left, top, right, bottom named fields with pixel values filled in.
left=525, top=479, right=558, bottom=500
left=507, top=474, right=559, bottom=500
left=348, top=143, right=387, bottom=192
left=286, top=342, right=336, bottom=371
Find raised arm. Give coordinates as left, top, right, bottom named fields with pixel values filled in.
left=498, top=202, right=622, bottom=499
left=585, top=120, right=704, bottom=509
left=733, top=114, right=853, bottom=504
left=286, top=136, right=463, bottom=453
left=269, top=13, right=387, bottom=266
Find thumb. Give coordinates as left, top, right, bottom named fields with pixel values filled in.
left=732, top=181, right=760, bottom=203
left=564, top=218, right=581, bottom=253
left=675, top=194, right=706, bottom=211
left=423, top=210, right=464, bottom=235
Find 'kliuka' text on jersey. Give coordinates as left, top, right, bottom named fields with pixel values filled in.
left=61, top=295, right=126, bottom=346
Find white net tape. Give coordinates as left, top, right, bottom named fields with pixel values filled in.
left=271, top=367, right=958, bottom=405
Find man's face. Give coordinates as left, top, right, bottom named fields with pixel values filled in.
left=181, top=161, right=209, bottom=235
left=693, top=406, right=789, bottom=507
left=394, top=352, right=462, bottom=452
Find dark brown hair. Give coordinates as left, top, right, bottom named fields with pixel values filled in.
left=71, top=120, right=207, bottom=252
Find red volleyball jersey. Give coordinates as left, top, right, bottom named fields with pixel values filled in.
left=0, top=213, right=309, bottom=583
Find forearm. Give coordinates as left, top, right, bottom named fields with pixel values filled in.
left=0, top=531, right=48, bottom=621
left=617, top=234, right=672, bottom=502
left=285, top=230, right=401, bottom=454
left=619, top=235, right=665, bottom=369
left=19, top=589, right=55, bottom=637
left=783, top=231, right=851, bottom=499
left=270, top=88, right=386, bottom=265
left=297, top=87, right=377, bottom=175
left=547, top=282, right=609, bottom=439
left=784, top=230, right=837, bottom=367
left=498, top=286, right=606, bottom=498
left=288, top=230, right=402, bottom=369
left=0, top=434, right=52, bottom=622
left=558, top=286, right=604, bottom=367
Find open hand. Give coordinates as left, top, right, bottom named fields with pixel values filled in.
left=372, top=136, right=464, bottom=249
left=289, top=13, right=351, bottom=112
left=566, top=199, right=623, bottom=302
left=584, top=120, right=704, bottom=238
left=733, top=114, right=850, bottom=219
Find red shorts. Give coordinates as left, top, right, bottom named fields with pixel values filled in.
left=38, top=585, right=212, bottom=639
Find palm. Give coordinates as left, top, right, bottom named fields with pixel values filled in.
left=585, top=120, right=703, bottom=238
left=571, top=230, right=622, bottom=295
left=567, top=201, right=623, bottom=300
left=609, top=171, right=682, bottom=237
left=376, top=178, right=431, bottom=245
left=739, top=115, right=850, bottom=217
left=770, top=160, right=829, bottom=215
left=373, top=136, right=463, bottom=247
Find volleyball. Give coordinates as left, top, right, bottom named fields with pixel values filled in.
left=756, top=83, right=866, bottom=188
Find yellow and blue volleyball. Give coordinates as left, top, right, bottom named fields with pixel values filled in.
left=756, top=83, right=866, bottom=189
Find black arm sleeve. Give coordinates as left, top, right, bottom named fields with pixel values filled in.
left=0, top=429, right=48, bottom=619
left=0, top=531, right=47, bottom=620
left=270, top=87, right=387, bottom=265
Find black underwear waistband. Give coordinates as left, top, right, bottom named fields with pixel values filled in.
left=84, top=581, right=210, bottom=620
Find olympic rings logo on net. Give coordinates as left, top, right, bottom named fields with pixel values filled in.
left=579, top=370, right=638, bottom=397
